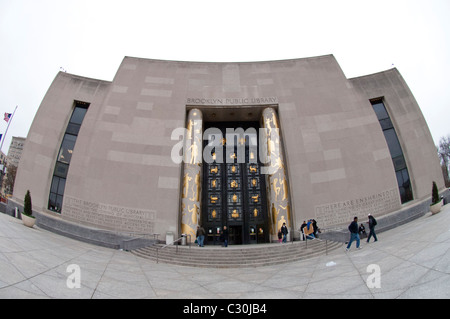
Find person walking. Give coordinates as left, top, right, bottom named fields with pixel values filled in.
left=305, top=219, right=315, bottom=240
left=196, top=225, right=205, bottom=247
left=367, top=214, right=378, bottom=243
left=221, top=225, right=229, bottom=247
left=281, top=222, right=289, bottom=243
left=277, top=229, right=283, bottom=243
left=300, top=221, right=307, bottom=241
left=346, top=217, right=361, bottom=251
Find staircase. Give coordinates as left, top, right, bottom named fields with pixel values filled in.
left=131, top=239, right=342, bottom=268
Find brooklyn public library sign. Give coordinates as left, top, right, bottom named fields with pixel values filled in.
left=186, top=97, right=278, bottom=106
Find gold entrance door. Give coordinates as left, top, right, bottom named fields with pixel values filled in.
left=202, top=122, right=269, bottom=245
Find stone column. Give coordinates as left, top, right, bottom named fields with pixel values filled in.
left=261, top=107, right=292, bottom=242
left=180, top=109, right=203, bottom=242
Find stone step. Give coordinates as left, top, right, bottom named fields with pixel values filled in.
left=138, top=241, right=331, bottom=258
left=131, top=240, right=342, bottom=268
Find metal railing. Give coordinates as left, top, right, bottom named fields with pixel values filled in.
left=291, top=229, right=329, bottom=255
left=156, top=234, right=191, bottom=264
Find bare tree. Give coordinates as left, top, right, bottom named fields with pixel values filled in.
left=437, top=135, right=450, bottom=187
left=4, top=165, right=17, bottom=195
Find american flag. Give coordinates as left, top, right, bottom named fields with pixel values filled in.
left=4, top=113, right=12, bottom=123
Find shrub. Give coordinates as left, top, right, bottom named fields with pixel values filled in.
left=431, top=181, right=440, bottom=205
left=23, top=190, right=32, bottom=216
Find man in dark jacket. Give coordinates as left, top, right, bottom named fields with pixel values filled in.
left=346, top=217, right=361, bottom=251
left=367, top=214, right=378, bottom=243
left=221, top=226, right=229, bottom=247
left=281, top=223, right=289, bottom=243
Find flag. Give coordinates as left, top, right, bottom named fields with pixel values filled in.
left=4, top=113, right=12, bottom=123
left=0, top=134, right=2, bottom=142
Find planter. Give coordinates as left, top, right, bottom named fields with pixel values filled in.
left=430, top=200, right=443, bottom=215
left=21, top=213, right=36, bottom=228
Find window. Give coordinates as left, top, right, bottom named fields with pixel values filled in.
left=48, top=101, right=89, bottom=213
left=57, top=134, right=77, bottom=164
left=371, top=99, right=413, bottom=204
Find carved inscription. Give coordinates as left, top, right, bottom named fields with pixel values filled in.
left=314, top=189, right=400, bottom=227
left=63, top=196, right=155, bottom=233
left=186, top=97, right=278, bottom=106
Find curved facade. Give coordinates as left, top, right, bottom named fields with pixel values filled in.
left=11, top=55, right=445, bottom=245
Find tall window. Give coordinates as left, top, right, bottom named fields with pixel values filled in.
left=371, top=99, right=413, bottom=204
left=48, top=101, right=89, bottom=213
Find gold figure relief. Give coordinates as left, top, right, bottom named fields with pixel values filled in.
left=231, top=209, right=239, bottom=218
left=251, top=194, right=259, bottom=203
left=188, top=204, right=199, bottom=224
left=280, top=204, right=291, bottom=227
left=211, top=179, right=217, bottom=188
left=271, top=203, right=278, bottom=234
left=210, top=166, right=218, bottom=174
left=251, top=179, right=257, bottom=187
left=271, top=156, right=285, bottom=172
left=182, top=173, right=192, bottom=199
left=188, top=142, right=199, bottom=164
left=231, top=165, right=237, bottom=173
left=249, top=165, right=257, bottom=173
left=186, top=119, right=193, bottom=140
left=277, top=215, right=287, bottom=233
left=271, top=111, right=279, bottom=129
left=281, top=177, right=289, bottom=201
left=211, top=209, right=217, bottom=219
left=272, top=178, right=281, bottom=201
left=230, top=180, right=238, bottom=188
left=232, top=194, right=238, bottom=203
left=253, top=208, right=258, bottom=217
left=189, top=173, right=201, bottom=202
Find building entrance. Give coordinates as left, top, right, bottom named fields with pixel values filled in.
left=202, top=122, right=270, bottom=245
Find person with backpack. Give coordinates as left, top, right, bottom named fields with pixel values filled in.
left=367, top=214, right=378, bottom=243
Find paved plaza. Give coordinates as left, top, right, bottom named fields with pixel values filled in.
left=0, top=204, right=449, bottom=299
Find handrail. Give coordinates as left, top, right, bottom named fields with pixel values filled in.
left=291, top=229, right=329, bottom=255
left=291, top=229, right=304, bottom=243
left=156, top=234, right=191, bottom=264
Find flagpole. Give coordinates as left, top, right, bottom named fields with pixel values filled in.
left=0, top=105, right=18, bottom=153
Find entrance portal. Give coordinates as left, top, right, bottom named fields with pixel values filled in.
left=202, top=122, right=270, bottom=245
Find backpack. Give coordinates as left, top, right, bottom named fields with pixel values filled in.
left=372, top=217, right=377, bottom=226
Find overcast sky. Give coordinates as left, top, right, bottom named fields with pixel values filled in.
left=1, top=0, right=449, bottom=154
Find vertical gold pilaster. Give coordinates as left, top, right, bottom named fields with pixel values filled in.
left=261, top=107, right=292, bottom=241
left=180, top=109, right=203, bottom=241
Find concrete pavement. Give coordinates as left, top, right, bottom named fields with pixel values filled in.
left=0, top=204, right=449, bottom=299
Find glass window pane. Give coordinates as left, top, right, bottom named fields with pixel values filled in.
left=57, top=178, right=66, bottom=195
left=396, top=170, right=404, bottom=187
left=66, top=123, right=81, bottom=136
left=58, top=134, right=77, bottom=164
left=379, top=118, right=393, bottom=131
left=50, top=176, right=59, bottom=193
left=69, top=107, right=88, bottom=125
left=392, top=155, right=407, bottom=171
left=372, top=102, right=389, bottom=120
left=383, top=129, right=403, bottom=158
left=48, top=193, right=57, bottom=211
left=54, top=162, right=69, bottom=178
left=55, top=195, right=64, bottom=213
